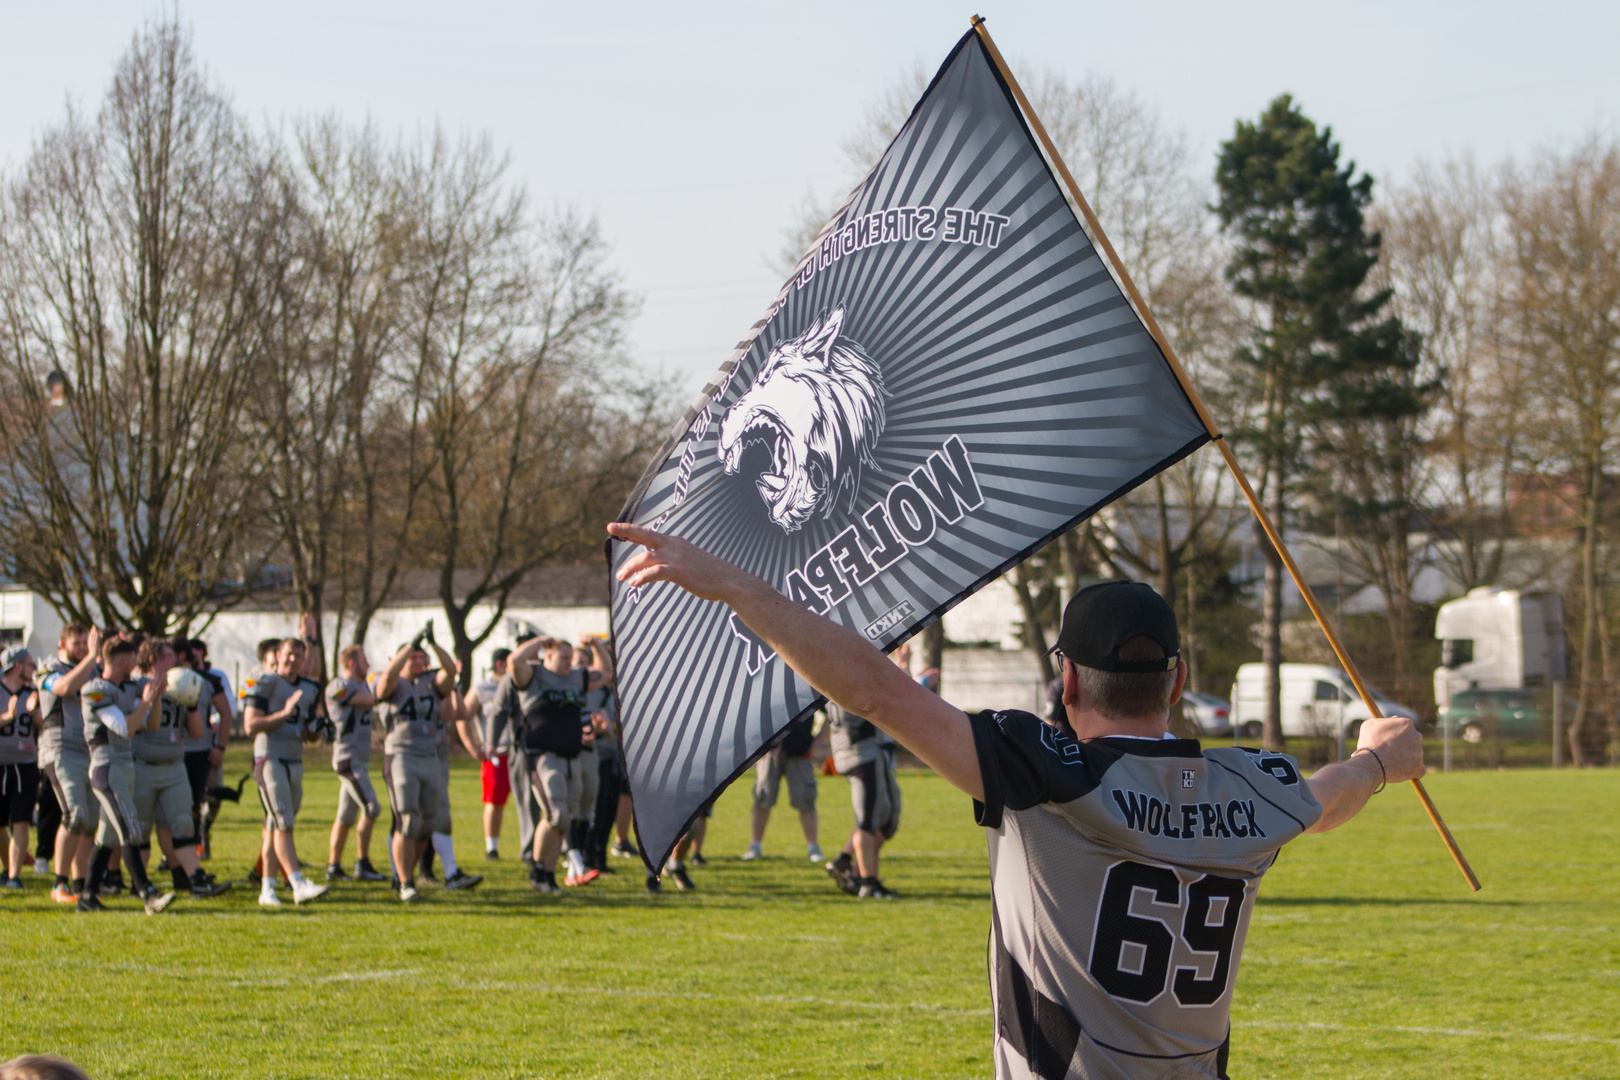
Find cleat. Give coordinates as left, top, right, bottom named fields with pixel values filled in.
left=399, top=884, right=420, bottom=902
left=530, top=878, right=559, bottom=894
left=2, top=877, right=23, bottom=891
left=612, top=838, right=639, bottom=859
left=645, top=872, right=662, bottom=895
left=689, top=852, right=708, bottom=868
left=826, top=855, right=860, bottom=896
left=101, top=874, right=124, bottom=897
left=51, top=885, right=77, bottom=905
left=444, top=870, right=483, bottom=891
left=155, top=857, right=169, bottom=873
left=666, top=863, right=696, bottom=892
left=354, top=860, right=386, bottom=883
left=325, top=864, right=352, bottom=882
left=484, top=849, right=499, bottom=861
left=247, top=868, right=262, bottom=888
left=144, top=891, right=178, bottom=915
left=858, top=879, right=900, bottom=900
left=741, top=842, right=763, bottom=861
left=291, top=880, right=329, bottom=905
left=807, top=843, right=824, bottom=862
left=76, top=895, right=108, bottom=913
left=191, top=878, right=232, bottom=899
left=564, top=868, right=601, bottom=887
left=259, top=889, right=281, bottom=908
left=35, top=858, right=50, bottom=875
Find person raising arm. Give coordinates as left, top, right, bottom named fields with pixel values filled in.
left=608, top=520, right=1424, bottom=1080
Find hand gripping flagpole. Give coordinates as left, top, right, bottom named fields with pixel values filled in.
left=970, top=15, right=1480, bottom=891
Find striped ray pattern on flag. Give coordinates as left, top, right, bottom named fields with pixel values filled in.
left=609, top=28, right=1210, bottom=871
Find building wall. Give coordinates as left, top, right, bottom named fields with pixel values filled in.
left=3, top=583, right=1045, bottom=718
left=202, top=603, right=614, bottom=698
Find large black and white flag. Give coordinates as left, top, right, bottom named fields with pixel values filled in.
left=609, top=28, right=1210, bottom=869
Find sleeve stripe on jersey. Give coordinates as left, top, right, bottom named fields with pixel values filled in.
left=1208, top=757, right=1306, bottom=831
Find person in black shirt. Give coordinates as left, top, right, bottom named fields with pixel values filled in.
left=741, top=715, right=820, bottom=862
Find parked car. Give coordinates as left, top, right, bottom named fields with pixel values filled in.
left=1180, top=690, right=1232, bottom=737
left=1439, top=688, right=1543, bottom=742
left=1229, top=663, right=1420, bottom=741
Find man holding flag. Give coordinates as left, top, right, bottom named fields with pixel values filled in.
left=608, top=520, right=1423, bottom=1080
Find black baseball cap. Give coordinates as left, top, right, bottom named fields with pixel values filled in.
left=1051, top=581, right=1180, bottom=673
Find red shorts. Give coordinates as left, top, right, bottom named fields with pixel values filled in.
left=481, top=755, right=511, bottom=805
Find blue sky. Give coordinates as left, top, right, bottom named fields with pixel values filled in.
left=3, top=1, right=1616, bottom=393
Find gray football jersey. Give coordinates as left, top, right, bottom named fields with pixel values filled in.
left=475, top=678, right=510, bottom=754
left=85, top=678, right=146, bottom=769
left=327, top=677, right=374, bottom=766
left=248, top=673, right=316, bottom=762
left=970, top=709, right=1321, bottom=1080
left=585, top=683, right=619, bottom=762
left=36, top=656, right=89, bottom=753
left=133, top=691, right=190, bottom=764
left=827, top=704, right=888, bottom=772
left=378, top=673, right=442, bottom=758
left=512, top=666, right=587, bottom=758
left=184, top=669, right=229, bottom=753
left=0, top=680, right=39, bottom=764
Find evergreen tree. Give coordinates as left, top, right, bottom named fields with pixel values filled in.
left=1215, top=95, right=1424, bottom=749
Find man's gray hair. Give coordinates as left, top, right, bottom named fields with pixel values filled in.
left=1070, top=635, right=1177, bottom=720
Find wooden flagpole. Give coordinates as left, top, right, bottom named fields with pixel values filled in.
left=970, top=15, right=1480, bottom=891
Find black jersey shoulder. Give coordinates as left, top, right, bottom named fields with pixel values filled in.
left=970, top=709, right=1203, bottom=828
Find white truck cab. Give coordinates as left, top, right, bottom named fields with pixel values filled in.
left=1230, top=662, right=1418, bottom=741
left=1433, top=588, right=1566, bottom=711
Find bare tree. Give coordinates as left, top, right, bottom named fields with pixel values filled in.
left=250, top=117, right=424, bottom=672
left=0, top=18, right=274, bottom=631
left=1499, top=137, right=1620, bottom=764
left=1378, top=157, right=1520, bottom=592
left=400, top=133, right=652, bottom=684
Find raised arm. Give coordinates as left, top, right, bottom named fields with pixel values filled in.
left=298, top=614, right=323, bottom=679
left=579, top=638, right=614, bottom=693
left=373, top=641, right=416, bottom=702
left=424, top=638, right=457, bottom=699
left=50, top=627, right=104, bottom=699
left=1304, top=715, right=1425, bottom=832
left=608, top=522, right=983, bottom=800
left=508, top=637, right=545, bottom=692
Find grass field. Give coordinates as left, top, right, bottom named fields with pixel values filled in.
left=1, top=758, right=1617, bottom=1078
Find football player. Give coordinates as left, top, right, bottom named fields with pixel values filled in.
left=325, top=644, right=386, bottom=882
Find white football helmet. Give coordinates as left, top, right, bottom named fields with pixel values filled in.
left=165, top=667, right=205, bottom=708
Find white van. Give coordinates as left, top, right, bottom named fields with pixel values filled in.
left=1229, top=663, right=1419, bottom=741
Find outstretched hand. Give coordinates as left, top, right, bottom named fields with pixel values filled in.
left=1354, top=715, right=1426, bottom=784
left=606, top=522, right=752, bottom=603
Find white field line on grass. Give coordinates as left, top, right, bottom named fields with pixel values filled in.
left=225, top=968, right=420, bottom=988
left=1236, top=1020, right=1620, bottom=1047
left=463, top=978, right=991, bottom=1017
